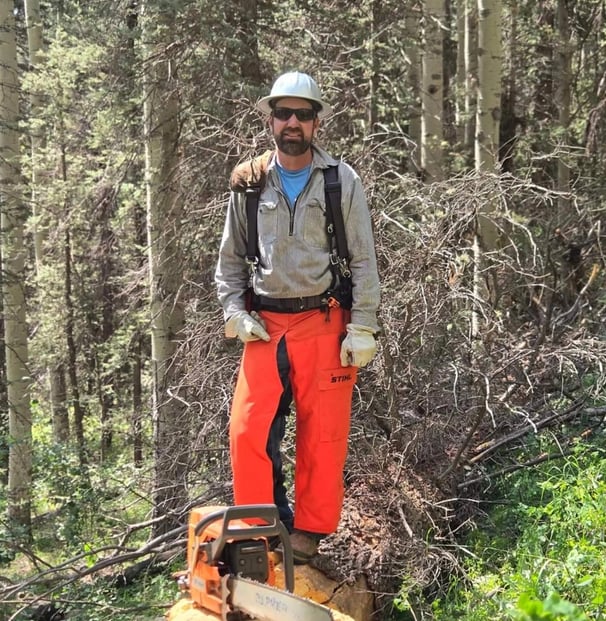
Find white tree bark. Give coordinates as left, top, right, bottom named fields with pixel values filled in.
left=0, top=0, right=32, bottom=536
left=475, top=0, right=502, bottom=173
left=141, top=0, right=188, bottom=536
left=421, top=0, right=445, bottom=181
left=475, top=0, right=502, bottom=254
left=464, top=0, right=478, bottom=150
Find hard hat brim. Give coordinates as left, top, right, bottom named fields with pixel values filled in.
left=256, top=94, right=333, bottom=119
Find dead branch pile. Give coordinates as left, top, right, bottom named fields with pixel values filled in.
left=314, top=169, right=606, bottom=611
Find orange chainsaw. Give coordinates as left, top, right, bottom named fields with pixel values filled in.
left=176, top=504, right=334, bottom=621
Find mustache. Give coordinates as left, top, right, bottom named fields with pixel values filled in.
left=280, top=129, right=304, bottom=139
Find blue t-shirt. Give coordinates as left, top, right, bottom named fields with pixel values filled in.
left=276, top=163, right=311, bottom=208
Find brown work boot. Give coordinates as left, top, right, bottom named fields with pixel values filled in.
left=289, top=531, right=319, bottom=565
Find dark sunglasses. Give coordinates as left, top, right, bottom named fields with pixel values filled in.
left=272, top=107, right=317, bottom=122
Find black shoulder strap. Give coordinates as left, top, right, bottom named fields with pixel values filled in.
left=245, top=185, right=261, bottom=267
left=245, top=164, right=348, bottom=271
left=323, top=165, right=349, bottom=262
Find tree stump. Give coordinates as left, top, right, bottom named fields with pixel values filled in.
left=272, top=555, right=374, bottom=621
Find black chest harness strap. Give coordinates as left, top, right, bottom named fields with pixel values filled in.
left=245, top=183, right=262, bottom=268
left=322, top=164, right=351, bottom=281
left=244, top=165, right=352, bottom=312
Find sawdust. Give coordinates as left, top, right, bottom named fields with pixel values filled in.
left=166, top=597, right=213, bottom=621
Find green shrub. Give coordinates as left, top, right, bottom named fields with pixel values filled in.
left=423, top=443, right=606, bottom=621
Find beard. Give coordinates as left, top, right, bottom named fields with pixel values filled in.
left=274, top=130, right=312, bottom=156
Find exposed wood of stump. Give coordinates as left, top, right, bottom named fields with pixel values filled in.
left=272, top=555, right=373, bottom=621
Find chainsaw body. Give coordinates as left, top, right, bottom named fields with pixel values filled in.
left=180, top=504, right=294, bottom=617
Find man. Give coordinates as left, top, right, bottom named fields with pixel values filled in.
left=215, top=71, right=380, bottom=563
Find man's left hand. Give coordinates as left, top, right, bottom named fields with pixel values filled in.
left=340, top=324, right=377, bottom=367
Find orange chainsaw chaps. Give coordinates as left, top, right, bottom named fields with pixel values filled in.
left=185, top=506, right=276, bottom=616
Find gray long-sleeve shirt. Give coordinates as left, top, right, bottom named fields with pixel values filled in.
left=215, top=145, right=380, bottom=331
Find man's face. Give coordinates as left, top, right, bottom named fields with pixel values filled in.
left=270, top=97, right=319, bottom=156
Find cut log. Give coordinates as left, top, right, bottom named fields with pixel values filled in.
left=272, top=553, right=374, bottom=621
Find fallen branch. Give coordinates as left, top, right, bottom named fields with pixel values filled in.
left=468, top=399, right=587, bottom=464
left=2, top=488, right=227, bottom=621
left=458, top=448, right=573, bottom=490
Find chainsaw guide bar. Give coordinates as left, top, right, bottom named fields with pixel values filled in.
left=225, top=575, right=335, bottom=621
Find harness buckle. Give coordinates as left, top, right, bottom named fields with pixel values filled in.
left=329, top=251, right=350, bottom=277
left=320, top=291, right=342, bottom=311
left=245, top=256, right=259, bottom=273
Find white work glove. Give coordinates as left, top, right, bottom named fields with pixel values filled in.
left=225, top=310, right=270, bottom=343
left=340, top=324, right=377, bottom=368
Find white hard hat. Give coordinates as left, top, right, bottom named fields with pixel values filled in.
left=256, top=71, right=333, bottom=119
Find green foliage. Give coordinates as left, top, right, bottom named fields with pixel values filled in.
left=30, top=439, right=152, bottom=554
left=2, top=415, right=166, bottom=619
left=56, top=568, right=179, bottom=621
left=422, top=442, right=606, bottom=621
left=514, top=593, right=589, bottom=621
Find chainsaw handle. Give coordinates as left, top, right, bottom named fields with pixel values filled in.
left=194, top=504, right=281, bottom=540
left=192, top=504, right=295, bottom=592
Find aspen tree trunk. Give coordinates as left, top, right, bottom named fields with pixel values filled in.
left=467, top=0, right=503, bottom=463
left=421, top=0, right=445, bottom=181
left=475, top=0, right=501, bottom=174
left=0, top=0, right=32, bottom=539
left=470, top=0, right=502, bottom=406
left=405, top=4, right=423, bottom=168
left=24, top=0, right=70, bottom=444
left=141, top=0, right=188, bottom=536
left=469, top=0, right=502, bottom=437
left=475, top=0, right=501, bottom=253
left=464, top=0, right=478, bottom=152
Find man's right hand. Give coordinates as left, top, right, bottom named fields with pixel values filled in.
left=225, top=310, right=271, bottom=343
